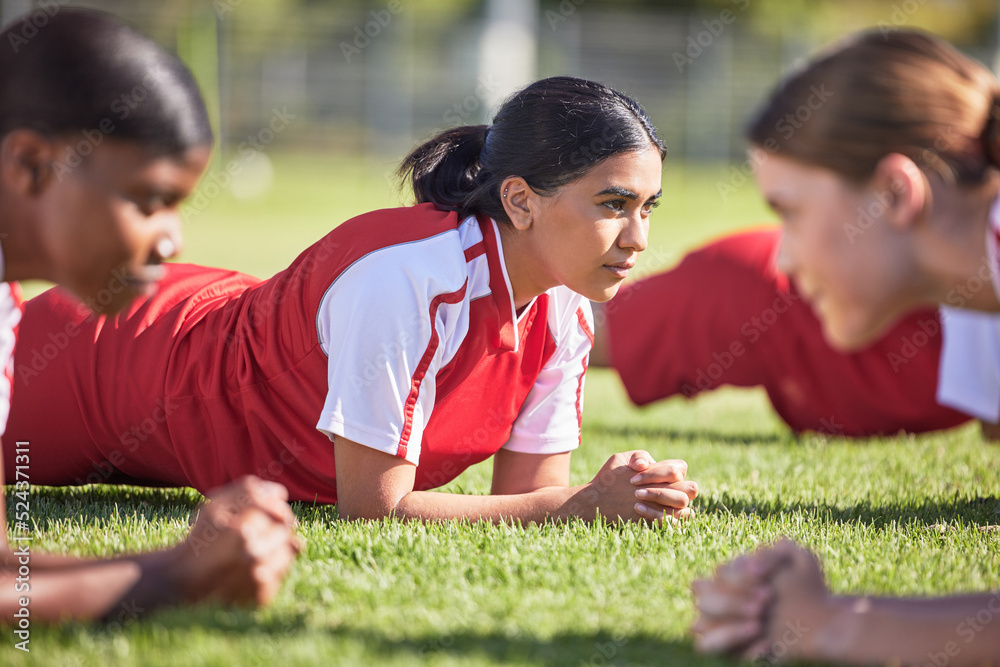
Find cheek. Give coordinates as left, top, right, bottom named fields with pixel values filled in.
left=108, top=208, right=154, bottom=261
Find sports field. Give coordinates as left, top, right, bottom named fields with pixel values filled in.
left=5, top=154, right=998, bottom=665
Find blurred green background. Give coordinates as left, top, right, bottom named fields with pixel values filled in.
left=8, top=0, right=1000, bottom=293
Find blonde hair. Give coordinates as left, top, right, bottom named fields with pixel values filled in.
left=748, top=29, right=1000, bottom=187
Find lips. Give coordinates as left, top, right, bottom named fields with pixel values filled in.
left=121, top=264, right=166, bottom=296
left=604, top=259, right=636, bottom=279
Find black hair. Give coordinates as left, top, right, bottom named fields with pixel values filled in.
left=0, top=8, right=212, bottom=155
left=398, top=76, right=665, bottom=222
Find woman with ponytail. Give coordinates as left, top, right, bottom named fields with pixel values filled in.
left=8, top=76, right=699, bottom=524
left=0, top=9, right=298, bottom=622
left=692, top=29, right=1000, bottom=664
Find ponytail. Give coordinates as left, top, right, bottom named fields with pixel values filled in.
left=397, top=125, right=494, bottom=217
left=399, top=76, right=665, bottom=223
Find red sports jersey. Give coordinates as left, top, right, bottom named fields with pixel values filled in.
left=0, top=281, right=23, bottom=436
left=605, top=228, right=969, bottom=436
left=6, top=205, right=592, bottom=502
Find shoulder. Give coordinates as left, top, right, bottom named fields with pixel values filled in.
left=315, top=212, right=482, bottom=340
left=328, top=207, right=475, bottom=287
left=330, top=203, right=464, bottom=249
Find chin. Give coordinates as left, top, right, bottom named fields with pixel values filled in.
left=70, top=282, right=138, bottom=316
left=820, top=316, right=886, bottom=352
left=582, top=283, right=623, bottom=303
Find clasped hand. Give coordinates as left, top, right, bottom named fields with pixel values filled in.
left=581, top=450, right=699, bottom=524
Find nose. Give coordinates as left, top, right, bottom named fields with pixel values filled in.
left=619, top=211, right=649, bottom=253
left=775, top=230, right=794, bottom=275
left=153, top=214, right=184, bottom=262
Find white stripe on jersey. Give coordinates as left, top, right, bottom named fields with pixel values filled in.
left=0, top=282, right=22, bottom=436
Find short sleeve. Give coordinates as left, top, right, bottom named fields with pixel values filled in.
left=0, top=282, right=22, bottom=436
left=937, top=306, right=1000, bottom=422
left=315, top=236, right=469, bottom=464
left=503, top=288, right=593, bottom=455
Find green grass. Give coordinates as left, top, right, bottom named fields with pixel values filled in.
left=5, top=154, right=997, bottom=665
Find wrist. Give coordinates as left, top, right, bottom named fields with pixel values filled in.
left=553, top=484, right=597, bottom=522
left=802, top=595, right=865, bottom=663
left=124, top=547, right=184, bottom=612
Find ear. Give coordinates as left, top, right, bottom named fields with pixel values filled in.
left=499, top=176, right=536, bottom=231
left=0, top=130, right=59, bottom=198
left=869, top=153, right=927, bottom=231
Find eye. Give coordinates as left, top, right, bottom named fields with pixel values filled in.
left=641, top=200, right=660, bottom=215
left=602, top=199, right=626, bottom=212
left=129, top=192, right=178, bottom=217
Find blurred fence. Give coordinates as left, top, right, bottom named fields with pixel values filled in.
left=1, top=0, right=997, bottom=164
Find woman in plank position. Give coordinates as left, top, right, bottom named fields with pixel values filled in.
left=0, top=9, right=298, bottom=622
left=8, top=76, right=698, bottom=524
left=590, top=226, right=974, bottom=437
left=692, top=29, right=1000, bottom=664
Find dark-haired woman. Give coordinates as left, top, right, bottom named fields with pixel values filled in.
left=692, top=29, right=1000, bottom=664
left=8, top=76, right=698, bottom=524
left=0, top=9, right=298, bottom=622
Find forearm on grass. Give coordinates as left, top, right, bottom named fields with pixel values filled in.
left=334, top=437, right=611, bottom=524
left=385, top=485, right=590, bottom=524
left=0, top=547, right=181, bottom=623
left=806, top=593, right=1000, bottom=666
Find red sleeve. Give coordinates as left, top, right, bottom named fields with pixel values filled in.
left=605, top=228, right=784, bottom=406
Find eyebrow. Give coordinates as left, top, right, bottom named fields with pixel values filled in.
left=596, top=186, right=663, bottom=201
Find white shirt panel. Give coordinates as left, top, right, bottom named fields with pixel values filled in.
left=0, top=283, right=21, bottom=436
left=315, top=230, right=471, bottom=464
left=937, top=307, right=1000, bottom=423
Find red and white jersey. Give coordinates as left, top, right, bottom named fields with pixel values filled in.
left=0, top=282, right=22, bottom=436
left=5, top=204, right=592, bottom=502
left=316, top=209, right=592, bottom=465
left=936, top=196, right=1000, bottom=423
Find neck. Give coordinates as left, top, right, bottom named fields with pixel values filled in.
left=497, top=224, right=550, bottom=310
left=916, top=185, right=1000, bottom=312
left=0, top=200, right=50, bottom=283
